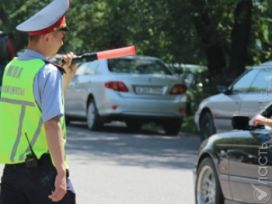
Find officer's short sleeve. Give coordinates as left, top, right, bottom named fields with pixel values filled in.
left=34, top=63, right=64, bottom=122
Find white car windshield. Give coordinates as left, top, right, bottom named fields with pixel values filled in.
left=108, top=58, right=172, bottom=75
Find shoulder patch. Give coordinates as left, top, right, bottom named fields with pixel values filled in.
left=43, top=60, right=66, bottom=75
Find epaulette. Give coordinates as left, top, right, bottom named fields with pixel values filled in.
left=43, top=60, right=66, bottom=75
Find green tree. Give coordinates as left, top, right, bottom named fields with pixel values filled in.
left=1, top=0, right=272, bottom=91
left=0, top=0, right=53, bottom=52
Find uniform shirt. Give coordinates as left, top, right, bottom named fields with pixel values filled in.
left=18, top=49, right=64, bottom=122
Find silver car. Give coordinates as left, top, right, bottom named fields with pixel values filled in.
left=194, top=61, right=272, bottom=140
left=65, top=55, right=187, bottom=135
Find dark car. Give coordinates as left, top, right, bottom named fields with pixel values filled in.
left=194, top=104, right=272, bottom=204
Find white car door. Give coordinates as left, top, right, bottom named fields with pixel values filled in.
left=65, top=61, right=100, bottom=117
left=65, top=63, right=88, bottom=116
left=214, top=69, right=260, bottom=131
left=211, top=93, right=245, bottom=132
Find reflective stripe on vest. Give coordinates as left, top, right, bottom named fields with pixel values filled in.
left=0, top=58, right=66, bottom=164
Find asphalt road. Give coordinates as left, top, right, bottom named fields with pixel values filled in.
left=0, top=122, right=201, bottom=204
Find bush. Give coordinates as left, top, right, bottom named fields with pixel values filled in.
left=181, top=116, right=198, bottom=135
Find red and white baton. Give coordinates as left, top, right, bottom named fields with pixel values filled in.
left=72, top=45, right=136, bottom=63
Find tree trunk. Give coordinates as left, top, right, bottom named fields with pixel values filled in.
left=0, top=6, right=8, bottom=28
left=228, top=0, right=252, bottom=83
left=190, top=2, right=227, bottom=93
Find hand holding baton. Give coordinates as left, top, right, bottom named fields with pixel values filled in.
left=59, top=45, right=136, bottom=91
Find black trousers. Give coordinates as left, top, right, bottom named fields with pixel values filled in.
left=0, top=154, right=76, bottom=204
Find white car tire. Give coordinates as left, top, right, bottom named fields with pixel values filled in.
left=87, top=99, right=102, bottom=130
left=195, top=157, right=224, bottom=204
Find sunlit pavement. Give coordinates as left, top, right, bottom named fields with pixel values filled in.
left=0, top=123, right=201, bottom=204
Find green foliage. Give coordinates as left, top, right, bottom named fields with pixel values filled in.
left=250, top=0, right=272, bottom=64
left=3, top=0, right=272, bottom=134
left=0, top=0, right=51, bottom=51
left=1, top=0, right=272, bottom=77
left=181, top=116, right=198, bottom=135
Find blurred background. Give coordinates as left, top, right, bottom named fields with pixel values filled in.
left=1, top=0, right=272, bottom=134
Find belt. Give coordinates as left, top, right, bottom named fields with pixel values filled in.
left=5, top=161, right=26, bottom=168
left=5, top=153, right=50, bottom=167
left=5, top=154, right=70, bottom=177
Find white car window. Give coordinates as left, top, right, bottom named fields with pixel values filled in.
left=85, top=61, right=99, bottom=75
left=108, top=58, right=172, bottom=75
left=76, top=61, right=100, bottom=75
left=232, top=69, right=259, bottom=93
left=249, top=68, right=272, bottom=92
left=76, top=63, right=88, bottom=76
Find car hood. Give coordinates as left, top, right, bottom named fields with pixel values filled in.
left=197, top=130, right=251, bottom=160
left=196, top=93, right=224, bottom=112
left=199, top=129, right=272, bottom=154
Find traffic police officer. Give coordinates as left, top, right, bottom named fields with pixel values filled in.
left=0, top=0, right=77, bottom=203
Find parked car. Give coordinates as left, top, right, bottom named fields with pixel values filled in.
left=194, top=61, right=272, bottom=140
left=65, top=55, right=187, bottom=135
left=194, top=104, right=272, bottom=204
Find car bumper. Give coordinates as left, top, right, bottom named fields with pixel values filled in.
left=99, top=94, right=186, bottom=119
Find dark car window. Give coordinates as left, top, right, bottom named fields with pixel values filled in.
left=249, top=68, right=272, bottom=92
left=108, top=58, right=172, bottom=75
left=232, top=69, right=259, bottom=93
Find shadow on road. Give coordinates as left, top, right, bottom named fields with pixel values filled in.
left=66, top=122, right=201, bottom=170
left=68, top=121, right=170, bottom=135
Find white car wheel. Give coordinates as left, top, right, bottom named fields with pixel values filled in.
left=195, top=158, right=223, bottom=204
left=87, top=100, right=101, bottom=130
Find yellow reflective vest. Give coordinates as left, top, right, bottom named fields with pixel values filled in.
left=0, top=58, right=66, bottom=164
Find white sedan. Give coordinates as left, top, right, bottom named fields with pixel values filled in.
left=65, top=55, right=187, bottom=135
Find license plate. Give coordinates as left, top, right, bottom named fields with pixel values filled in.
left=135, top=86, right=163, bottom=95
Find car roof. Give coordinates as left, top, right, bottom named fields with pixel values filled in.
left=253, top=60, right=272, bottom=69
left=109, top=55, right=161, bottom=61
